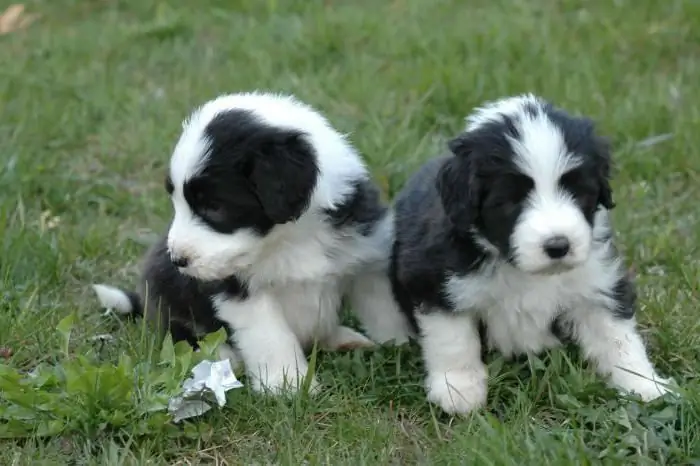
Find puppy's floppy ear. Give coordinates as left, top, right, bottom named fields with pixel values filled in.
left=593, top=135, right=615, bottom=210
left=437, top=134, right=480, bottom=231
left=250, top=131, right=319, bottom=224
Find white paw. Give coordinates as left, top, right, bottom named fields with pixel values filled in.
left=426, top=368, right=488, bottom=415
left=249, top=364, right=321, bottom=396
left=322, top=326, right=376, bottom=351
left=619, top=375, right=673, bottom=401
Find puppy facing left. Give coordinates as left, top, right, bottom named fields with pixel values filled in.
left=93, top=91, right=412, bottom=395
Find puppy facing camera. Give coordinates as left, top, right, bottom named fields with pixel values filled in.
left=389, top=94, right=672, bottom=415
left=93, top=91, right=413, bottom=396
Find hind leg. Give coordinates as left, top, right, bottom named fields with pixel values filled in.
left=347, top=270, right=413, bottom=345
left=322, top=325, right=376, bottom=351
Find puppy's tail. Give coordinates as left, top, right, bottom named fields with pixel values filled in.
left=92, top=284, right=143, bottom=318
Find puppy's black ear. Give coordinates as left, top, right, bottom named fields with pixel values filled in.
left=437, top=134, right=480, bottom=230
left=250, top=131, right=319, bottom=224
left=594, top=135, right=615, bottom=210
left=446, top=132, right=471, bottom=157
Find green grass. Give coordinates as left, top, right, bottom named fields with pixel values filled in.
left=2, top=0, right=700, bottom=463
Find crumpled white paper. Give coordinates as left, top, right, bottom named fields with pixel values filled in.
left=168, top=359, right=244, bottom=423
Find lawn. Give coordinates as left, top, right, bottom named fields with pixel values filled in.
left=1, top=0, right=699, bottom=464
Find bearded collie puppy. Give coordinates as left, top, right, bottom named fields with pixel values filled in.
left=389, top=94, right=671, bottom=414
left=93, top=92, right=412, bottom=395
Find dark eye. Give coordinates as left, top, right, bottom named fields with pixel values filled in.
left=491, top=198, right=518, bottom=210
left=165, top=176, right=174, bottom=195
left=198, top=198, right=227, bottom=223
left=560, top=170, right=581, bottom=188
left=560, top=169, right=597, bottom=196
left=483, top=173, right=533, bottom=210
left=202, top=199, right=224, bottom=212
left=560, top=169, right=600, bottom=213
left=504, top=173, right=534, bottom=204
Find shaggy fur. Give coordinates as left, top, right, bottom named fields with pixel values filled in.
left=93, top=91, right=412, bottom=395
left=390, top=94, right=671, bottom=414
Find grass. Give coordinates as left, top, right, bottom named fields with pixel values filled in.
left=1, top=0, right=699, bottom=463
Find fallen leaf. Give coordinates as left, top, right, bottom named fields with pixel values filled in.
left=0, top=347, right=13, bottom=359
left=0, top=4, right=38, bottom=35
left=39, top=210, right=61, bottom=232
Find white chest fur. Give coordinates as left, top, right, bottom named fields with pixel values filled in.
left=271, top=280, right=342, bottom=348
left=445, top=247, right=622, bottom=357
left=237, top=211, right=384, bottom=288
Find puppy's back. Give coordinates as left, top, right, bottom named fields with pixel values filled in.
left=394, top=156, right=450, bottom=218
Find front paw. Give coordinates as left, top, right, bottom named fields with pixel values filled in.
left=618, top=374, right=673, bottom=401
left=426, top=368, right=488, bottom=415
left=250, top=363, right=321, bottom=396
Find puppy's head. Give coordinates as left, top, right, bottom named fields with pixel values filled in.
left=165, top=92, right=365, bottom=280
left=437, top=94, right=614, bottom=274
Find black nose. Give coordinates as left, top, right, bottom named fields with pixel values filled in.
left=543, top=235, right=570, bottom=259
left=171, top=255, right=189, bottom=268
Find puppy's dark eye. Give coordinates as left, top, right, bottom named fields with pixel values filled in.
left=560, top=170, right=581, bottom=188
left=503, top=173, right=534, bottom=204
left=491, top=198, right=518, bottom=210
left=560, top=169, right=597, bottom=196
left=202, top=199, right=224, bottom=212
left=482, top=173, right=533, bottom=211
left=560, top=169, right=600, bottom=213
left=165, top=176, right=174, bottom=195
left=198, top=199, right=227, bottom=223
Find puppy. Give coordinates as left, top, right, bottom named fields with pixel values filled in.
left=93, top=91, right=412, bottom=394
left=389, top=94, right=671, bottom=414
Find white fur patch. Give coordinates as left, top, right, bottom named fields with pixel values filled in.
left=92, top=284, right=134, bottom=315
left=347, top=270, right=412, bottom=345
left=466, top=93, right=544, bottom=132
left=213, top=287, right=334, bottom=394
left=417, top=312, right=488, bottom=415
left=573, top=311, right=671, bottom=401
left=345, top=212, right=413, bottom=344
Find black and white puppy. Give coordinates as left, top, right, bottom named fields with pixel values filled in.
left=390, top=94, right=671, bottom=415
left=93, top=91, right=412, bottom=394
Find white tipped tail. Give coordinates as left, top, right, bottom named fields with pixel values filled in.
left=92, top=284, right=136, bottom=315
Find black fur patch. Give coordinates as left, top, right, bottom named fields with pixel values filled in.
left=181, top=109, right=320, bottom=236
left=139, top=235, right=243, bottom=345
left=324, top=178, right=388, bottom=235
left=605, top=272, right=637, bottom=320
left=550, top=313, right=574, bottom=342
left=389, top=156, right=491, bottom=326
